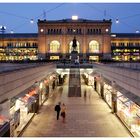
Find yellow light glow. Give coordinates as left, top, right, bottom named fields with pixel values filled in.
left=40, top=29, right=44, bottom=32
left=72, top=15, right=78, bottom=20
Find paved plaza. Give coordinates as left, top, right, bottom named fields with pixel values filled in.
left=21, top=75, right=131, bottom=137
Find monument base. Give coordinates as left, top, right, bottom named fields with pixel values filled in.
left=70, top=51, right=78, bottom=63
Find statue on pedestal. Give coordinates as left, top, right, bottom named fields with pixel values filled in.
left=72, top=36, right=77, bottom=51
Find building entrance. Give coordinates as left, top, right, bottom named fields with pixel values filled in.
left=89, top=56, right=99, bottom=61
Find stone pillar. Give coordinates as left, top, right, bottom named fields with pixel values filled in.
left=82, top=26, right=87, bottom=60
left=100, top=75, right=104, bottom=99
left=38, top=34, right=46, bottom=60
left=111, top=81, right=117, bottom=113
left=103, top=34, right=111, bottom=60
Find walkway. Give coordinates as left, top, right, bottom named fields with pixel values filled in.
left=21, top=75, right=130, bottom=137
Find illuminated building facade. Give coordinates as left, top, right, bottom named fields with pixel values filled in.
left=111, top=33, right=140, bottom=61
left=38, top=18, right=112, bottom=61
left=0, top=18, right=140, bottom=61
left=0, top=34, right=38, bottom=61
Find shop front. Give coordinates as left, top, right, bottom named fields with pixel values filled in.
left=39, top=78, right=50, bottom=105
left=116, top=91, right=140, bottom=137
left=10, top=86, right=39, bottom=137
left=103, top=83, right=112, bottom=108
left=49, top=73, right=58, bottom=92
left=88, top=75, right=94, bottom=86
left=0, top=99, right=10, bottom=137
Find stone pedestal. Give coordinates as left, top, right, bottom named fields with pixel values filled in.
left=70, top=51, right=78, bottom=63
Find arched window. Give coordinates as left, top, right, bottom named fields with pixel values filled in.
left=69, top=40, right=80, bottom=53
left=50, top=40, right=60, bottom=53
left=89, top=40, right=99, bottom=53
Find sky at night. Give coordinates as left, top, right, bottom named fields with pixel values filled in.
left=0, top=3, right=140, bottom=33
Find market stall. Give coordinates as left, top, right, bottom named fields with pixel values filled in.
left=117, top=91, right=140, bottom=136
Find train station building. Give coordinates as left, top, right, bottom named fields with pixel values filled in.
left=0, top=17, right=140, bottom=61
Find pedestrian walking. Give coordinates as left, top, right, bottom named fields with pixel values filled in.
left=52, top=80, right=55, bottom=90
left=54, top=102, right=61, bottom=120
left=61, top=103, right=66, bottom=123
left=84, top=90, right=87, bottom=97
left=84, top=90, right=87, bottom=102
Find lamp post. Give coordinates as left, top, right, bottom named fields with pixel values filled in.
left=0, top=26, right=6, bottom=60
left=0, top=26, right=6, bottom=47
left=0, top=26, right=6, bottom=34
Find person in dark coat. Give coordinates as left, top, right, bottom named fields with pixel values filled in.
left=55, top=102, right=61, bottom=120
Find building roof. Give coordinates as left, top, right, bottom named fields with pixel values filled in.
left=38, top=18, right=112, bottom=24
left=0, top=33, right=38, bottom=39
left=111, top=33, right=140, bottom=38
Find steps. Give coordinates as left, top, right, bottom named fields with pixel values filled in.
left=68, top=69, right=81, bottom=97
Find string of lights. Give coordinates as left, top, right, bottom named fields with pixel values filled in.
left=0, top=3, right=66, bottom=33
left=34, top=3, right=65, bottom=20
left=119, top=13, right=140, bottom=20
left=83, top=3, right=140, bottom=33
left=0, top=3, right=140, bottom=33
left=0, top=10, right=30, bottom=20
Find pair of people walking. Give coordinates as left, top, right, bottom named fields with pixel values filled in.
left=55, top=102, right=66, bottom=123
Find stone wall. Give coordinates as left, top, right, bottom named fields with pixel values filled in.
left=0, top=64, right=56, bottom=103
left=93, top=63, right=140, bottom=97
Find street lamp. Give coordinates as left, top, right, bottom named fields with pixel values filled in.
left=0, top=26, right=6, bottom=61
left=115, top=19, right=119, bottom=24
left=10, top=30, right=14, bottom=34
left=0, top=26, right=6, bottom=34
left=0, top=26, right=6, bottom=46
left=30, top=19, right=34, bottom=24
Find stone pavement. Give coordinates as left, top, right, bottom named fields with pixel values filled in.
left=21, top=75, right=131, bottom=137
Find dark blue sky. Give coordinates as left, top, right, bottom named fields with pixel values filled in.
left=0, top=3, right=140, bottom=33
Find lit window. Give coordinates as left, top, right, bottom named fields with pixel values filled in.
left=50, top=40, right=60, bottom=53
left=89, top=40, right=99, bottom=53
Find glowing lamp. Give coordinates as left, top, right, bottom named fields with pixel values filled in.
left=40, top=29, right=44, bottom=32
left=72, top=15, right=78, bottom=20
left=105, top=28, right=109, bottom=32
left=115, top=19, right=119, bottom=24
left=10, top=30, right=14, bottom=34
left=30, top=19, right=34, bottom=24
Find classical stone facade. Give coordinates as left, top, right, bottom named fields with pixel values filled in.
left=37, top=19, right=112, bottom=61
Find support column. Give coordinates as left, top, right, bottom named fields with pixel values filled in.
left=111, top=81, right=117, bottom=113
left=94, top=77, right=97, bottom=91
left=100, top=75, right=104, bottom=99
left=83, top=27, right=87, bottom=60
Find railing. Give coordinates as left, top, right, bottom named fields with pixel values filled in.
left=0, top=62, right=54, bottom=73
left=106, top=62, right=140, bottom=70
left=57, top=63, right=93, bottom=68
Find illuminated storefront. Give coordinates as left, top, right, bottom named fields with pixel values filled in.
left=111, top=34, right=140, bottom=61
left=39, top=78, right=50, bottom=105
left=101, top=78, right=140, bottom=137
left=0, top=100, right=10, bottom=137
left=0, top=33, right=38, bottom=61
left=10, top=85, right=39, bottom=137
left=88, top=75, right=95, bottom=86
left=117, top=91, right=140, bottom=137
left=103, top=83, right=112, bottom=108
